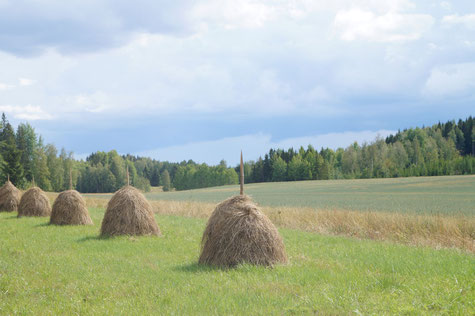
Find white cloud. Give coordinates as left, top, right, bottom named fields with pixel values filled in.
left=137, top=130, right=395, bottom=165
left=442, top=14, right=475, bottom=30
left=72, top=92, right=111, bottom=113
left=334, top=9, right=434, bottom=42
left=0, top=105, right=54, bottom=120
left=423, top=62, right=475, bottom=97
left=192, top=0, right=277, bottom=30
left=19, top=78, right=35, bottom=86
left=0, top=82, right=15, bottom=90
left=440, top=2, right=452, bottom=11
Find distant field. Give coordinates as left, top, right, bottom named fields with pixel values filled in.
left=136, top=175, right=475, bottom=216
left=73, top=175, right=475, bottom=253
left=1, top=210, right=473, bottom=314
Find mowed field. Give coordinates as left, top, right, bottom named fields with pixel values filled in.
left=82, top=175, right=475, bottom=216
left=141, top=175, right=475, bottom=216
left=1, top=209, right=474, bottom=314
left=2, top=175, right=474, bottom=314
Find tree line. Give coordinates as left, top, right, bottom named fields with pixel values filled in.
left=241, top=117, right=474, bottom=183
left=0, top=113, right=238, bottom=192
left=0, top=113, right=473, bottom=193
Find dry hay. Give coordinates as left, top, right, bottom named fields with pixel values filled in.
left=18, top=187, right=51, bottom=217
left=50, top=190, right=93, bottom=225
left=0, top=181, right=21, bottom=212
left=199, top=195, right=288, bottom=267
left=100, top=186, right=160, bottom=236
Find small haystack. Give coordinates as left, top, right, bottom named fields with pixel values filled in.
left=50, top=190, right=93, bottom=225
left=199, top=195, right=287, bottom=267
left=18, top=187, right=51, bottom=217
left=0, top=181, right=21, bottom=212
left=100, top=186, right=160, bottom=236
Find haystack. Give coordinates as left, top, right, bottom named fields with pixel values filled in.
left=18, top=187, right=51, bottom=217
left=100, top=186, right=160, bottom=236
left=199, top=195, right=287, bottom=267
left=0, top=181, right=21, bottom=212
left=50, top=190, right=93, bottom=225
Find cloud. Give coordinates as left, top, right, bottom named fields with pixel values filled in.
left=0, top=0, right=433, bottom=57
left=442, top=14, right=475, bottom=30
left=0, top=82, right=15, bottom=90
left=0, top=78, right=34, bottom=90
left=423, top=63, right=475, bottom=97
left=192, top=0, right=277, bottom=30
left=137, top=130, right=395, bottom=165
left=19, top=78, right=35, bottom=86
left=0, top=105, right=54, bottom=120
left=334, top=9, right=434, bottom=42
left=0, top=0, right=195, bottom=56
left=440, top=2, right=452, bottom=11
left=0, top=0, right=473, bottom=163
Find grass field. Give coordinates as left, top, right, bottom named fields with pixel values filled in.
left=135, top=175, right=475, bottom=216
left=79, top=175, right=475, bottom=253
left=1, top=209, right=474, bottom=315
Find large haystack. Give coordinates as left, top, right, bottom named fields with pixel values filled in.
left=100, top=186, right=160, bottom=236
left=0, top=181, right=21, bottom=212
left=199, top=195, right=287, bottom=267
left=50, top=190, right=93, bottom=225
left=17, top=187, right=51, bottom=217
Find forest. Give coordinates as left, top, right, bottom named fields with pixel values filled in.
left=0, top=113, right=473, bottom=193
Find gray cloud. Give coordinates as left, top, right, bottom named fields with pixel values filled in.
left=0, top=0, right=194, bottom=56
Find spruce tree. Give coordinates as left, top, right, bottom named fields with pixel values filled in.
left=0, top=123, right=24, bottom=185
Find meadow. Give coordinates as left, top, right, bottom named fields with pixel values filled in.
left=1, top=209, right=473, bottom=315
left=80, top=176, right=475, bottom=252
left=2, top=175, right=474, bottom=314
left=141, top=175, right=475, bottom=216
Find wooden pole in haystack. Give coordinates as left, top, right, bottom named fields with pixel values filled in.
left=7, top=174, right=9, bottom=182
left=32, top=175, right=35, bottom=187
left=126, top=165, right=130, bottom=186
left=240, top=151, right=244, bottom=195
left=69, top=167, right=73, bottom=190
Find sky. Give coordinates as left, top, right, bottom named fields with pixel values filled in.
left=0, top=0, right=474, bottom=165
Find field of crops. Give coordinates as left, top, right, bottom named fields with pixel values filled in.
left=138, top=175, right=475, bottom=216
left=1, top=209, right=473, bottom=314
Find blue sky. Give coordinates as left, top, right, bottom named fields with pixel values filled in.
left=0, top=0, right=474, bottom=165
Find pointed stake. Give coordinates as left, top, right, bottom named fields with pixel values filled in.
left=7, top=174, right=9, bottom=182
left=69, top=167, right=73, bottom=190
left=126, top=165, right=130, bottom=186
left=240, top=150, right=244, bottom=195
left=32, top=175, right=35, bottom=187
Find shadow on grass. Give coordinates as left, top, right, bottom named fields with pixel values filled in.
left=173, top=262, right=228, bottom=273
left=3, top=214, right=19, bottom=219
left=77, top=235, right=112, bottom=242
left=34, top=222, right=51, bottom=227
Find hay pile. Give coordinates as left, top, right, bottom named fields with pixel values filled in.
left=199, top=195, right=287, bottom=267
left=100, top=186, right=160, bottom=236
left=50, top=190, right=93, bottom=225
left=0, top=181, right=21, bottom=212
left=18, top=187, right=51, bottom=217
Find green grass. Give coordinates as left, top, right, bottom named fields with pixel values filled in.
left=138, top=175, right=475, bottom=216
left=1, top=209, right=473, bottom=315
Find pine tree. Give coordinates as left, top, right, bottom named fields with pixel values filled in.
left=16, top=123, right=37, bottom=181
left=0, top=123, right=24, bottom=185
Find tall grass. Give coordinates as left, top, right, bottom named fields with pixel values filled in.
left=72, top=194, right=474, bottom=253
